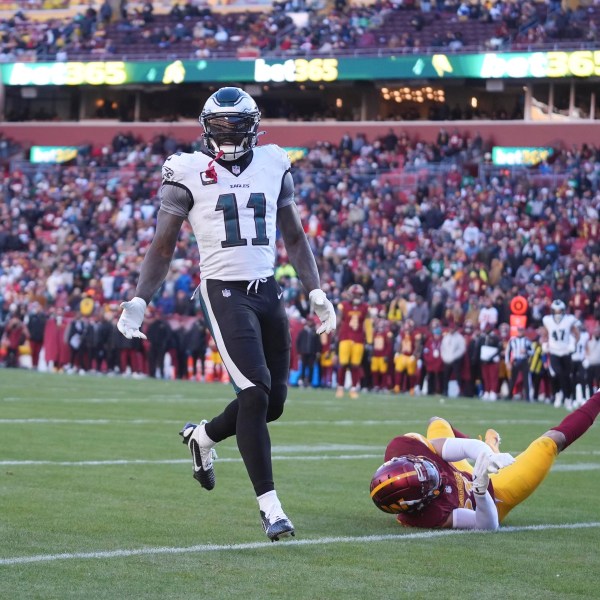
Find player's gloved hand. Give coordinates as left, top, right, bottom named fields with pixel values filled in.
left=473, top=450, right=515, bottom=494
left=117, top=297, right=148, bottom=340
left=472, top=450, right=492, bottom=495
left=309, top=289, right=337, bottom=335
left=487, top=452, right=515, bottom=473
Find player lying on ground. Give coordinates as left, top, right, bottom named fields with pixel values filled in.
left=370, top=390, right=600, bottom=529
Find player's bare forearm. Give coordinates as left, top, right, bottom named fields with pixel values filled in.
left=135, top=209, right=185, bottom=303
left=277, top=203, right=321, bottom=292
left=135, top=246, right=172, bottom=303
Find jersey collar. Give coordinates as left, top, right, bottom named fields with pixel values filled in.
left=201, top=147, right=254, bottom=177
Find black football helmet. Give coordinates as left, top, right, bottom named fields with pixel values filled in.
left=199, top=87, right=261, bottom=161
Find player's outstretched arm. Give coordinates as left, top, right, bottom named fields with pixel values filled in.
left=117, top=209, right=184, bottom=339
left=277, top=202, right=320, bottom=293
left=431, top=437, right=514, bottom=468
left=135, top=209, right=185, bottom=303
left=431, top=437, right=514, bottom=530
left=441, top=449, right=502, bottom=531
left=277, top=202, right=336, bottom=334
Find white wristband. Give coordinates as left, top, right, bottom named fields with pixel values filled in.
left=131, top=296, right=147, bottom=309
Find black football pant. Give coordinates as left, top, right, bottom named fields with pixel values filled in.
left=198, top=277, right=290, bottom=497
left=550, top=354, right=573, bottom=399
left=508, top=359, right=530, bottom=401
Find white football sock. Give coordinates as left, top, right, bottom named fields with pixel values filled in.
left=257, top=490, right=283, bottom=520
left=193, top=422, right=215, bottom=448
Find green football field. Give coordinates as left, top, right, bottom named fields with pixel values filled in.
left=1, top=370, right=599, bottom=600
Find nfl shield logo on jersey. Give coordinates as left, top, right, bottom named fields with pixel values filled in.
left=222, top=289, right=231, bottom=298
left=232, top=165, right=241, bottom=175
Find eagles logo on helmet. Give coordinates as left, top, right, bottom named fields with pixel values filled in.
left=370, top=455, right=442, bottom=514
left=199, top=87, right=261, bottom=161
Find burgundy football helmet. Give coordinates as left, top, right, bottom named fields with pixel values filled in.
left=347, top=284, right=365, bottom=305
left=370, top=455, right=442, bottom=514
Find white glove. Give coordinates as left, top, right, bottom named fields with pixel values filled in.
left=472, top=450, right=515, bottom=494
left=309, top=289, right=337, bottom=335
left=117, top=297, right=148, bottom=340
left=488, top=452, right=516, bottom=472
left=472, top=451, right=491, bottom=495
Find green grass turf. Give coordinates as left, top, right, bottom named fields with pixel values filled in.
left=1, top=370, right=599, bottom=599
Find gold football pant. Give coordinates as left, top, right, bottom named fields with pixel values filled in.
left=426, top=418, right=559, bottom=522
left=338, top=340, right=364, bottom=367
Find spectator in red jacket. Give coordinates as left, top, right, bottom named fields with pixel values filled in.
left=422, top=319, right=444, bottom=395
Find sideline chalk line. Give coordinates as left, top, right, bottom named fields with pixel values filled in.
left=1, top=522, right=598, bottom=566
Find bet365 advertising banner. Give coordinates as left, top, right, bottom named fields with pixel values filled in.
left=2, top=50, right=600, bottom=86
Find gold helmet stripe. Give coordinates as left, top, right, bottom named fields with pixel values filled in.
left=370, top=471, right=417, bottom=498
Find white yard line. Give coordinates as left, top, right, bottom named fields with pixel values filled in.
left=0, top=396, right=228, bottom=404
left=0, top=455, right=380, bottom=466
left=0, top=418, right=560, bottom=426
left=1, top=457, right=599, bottom=470
left=1, top=522, right=598, bottom=566
left=0, top=419, right=184, bottom=425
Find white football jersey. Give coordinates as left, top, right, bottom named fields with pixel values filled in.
left=572, top=331, right=589, bottom=362
left=161, top=145, right=292, bottom=281
left=543, top=313, right=578, bottom=356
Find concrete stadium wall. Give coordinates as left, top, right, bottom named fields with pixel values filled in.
left=2, top=120, right=600, bottom=149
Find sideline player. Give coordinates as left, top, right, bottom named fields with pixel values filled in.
left=117, top=87, right=336, bottom=541
left=336, top=284, right=368, bottom=398
left=370, top=390, right=600, bottom=529
left=542, top=299, right=579, bottom=409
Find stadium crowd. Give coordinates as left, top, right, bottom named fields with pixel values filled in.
left=0, top=126, right=599, bottom=404
left=0, top=0, right=598, bottom=63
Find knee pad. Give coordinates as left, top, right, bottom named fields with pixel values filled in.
left=267, top=383, right=287, bottom=422
left=248, top=365, right=271, bottom=392
left=237, top=386, right=269, bottom=417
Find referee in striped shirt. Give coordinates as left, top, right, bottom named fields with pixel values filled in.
left=505, top=326, right=534, bottom=401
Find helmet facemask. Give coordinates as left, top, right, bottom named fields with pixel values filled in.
left=201, top=112, right=260, bottom=161
left=551, top=300, right=566, bottom=323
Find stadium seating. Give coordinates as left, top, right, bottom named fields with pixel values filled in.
left=2, top=1, right=600, bottom=61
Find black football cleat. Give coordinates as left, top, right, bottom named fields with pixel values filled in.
left=179, top=421, right=217, bottom=491
left=260, top=510, right=295, bottom=542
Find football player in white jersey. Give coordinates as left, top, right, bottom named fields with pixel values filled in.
left=117, top=87, right=336, bottom=541
left=571, top=325, right=590, bottom=407
left=542, top=299, right=579, bottom=409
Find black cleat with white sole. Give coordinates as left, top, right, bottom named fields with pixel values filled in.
left=260, top=510, right=295, bottom=542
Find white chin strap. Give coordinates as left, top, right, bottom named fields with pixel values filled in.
left=218, top=144, right=246, bottom=161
